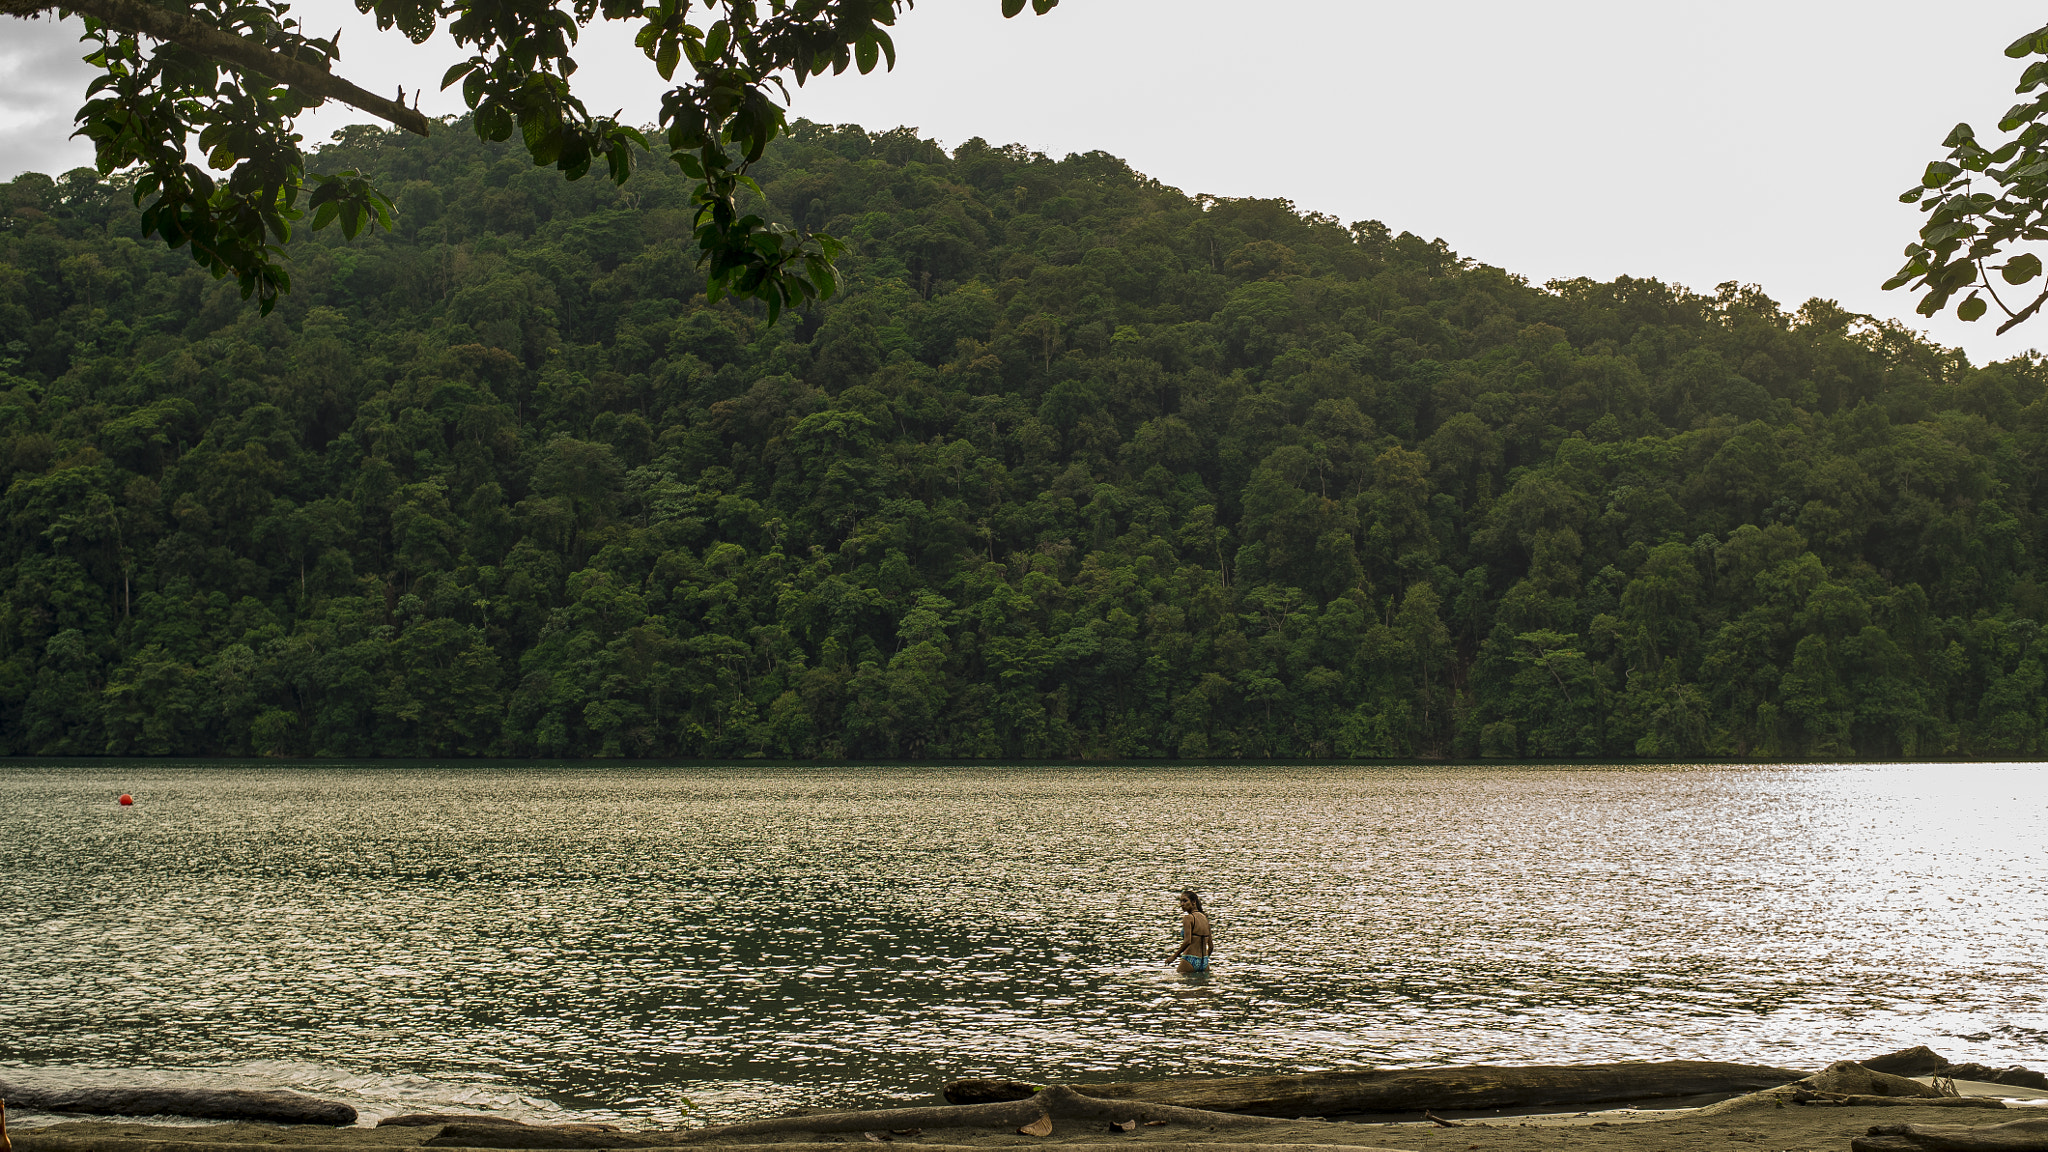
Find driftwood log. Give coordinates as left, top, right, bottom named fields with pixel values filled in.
left=647, top=1086, right=1299, bottom=1147
left=1855, top=1049, right=2048, bottom=1091
left=1865, top=1049, right=1959, bottom=1078
left=1944, top=1066, right=2048, bottom=1091
left=380, top=1116, right=533, bottom=1128
left=1852, top=1115, right=2048, bottom=1152
left=0, top=1084, right=355, bottom=1126
left=415, top=1086, right=1304, bottom=1149
left=1790, top=1091, right=2006, bottom=1109
left=1804, top=1062, right=1949, bottom=1100
left=948, top=1060, right=1809, bottom=1115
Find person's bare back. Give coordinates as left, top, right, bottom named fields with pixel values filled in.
left=1168, top=889, right=1212, bottom=974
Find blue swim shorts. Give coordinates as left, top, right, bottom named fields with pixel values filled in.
left=1182, top=955, right=1210, bottom=972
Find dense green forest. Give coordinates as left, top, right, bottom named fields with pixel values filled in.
left=3, top=119, right=2047, bottom=760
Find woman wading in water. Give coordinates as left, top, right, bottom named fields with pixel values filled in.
left=1168, top=889, right=1212, bottom=973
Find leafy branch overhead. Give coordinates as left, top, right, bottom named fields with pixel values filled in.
left=3, top=0, right=1059, bottom=315
left=1888, top=23, right=2048, bottom=332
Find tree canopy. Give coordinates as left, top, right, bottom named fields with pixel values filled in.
left=0, top=0, right=1055, bottom=316
left=5, top=121, right=2048, bottom=760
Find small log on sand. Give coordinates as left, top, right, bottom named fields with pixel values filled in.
left=381, top=1118, right=619, bottom=1133
left=1851, top=1115, right=2048, bottom=1152
left=0, top=1084, right=355, bottom=1126
left=949, top=1060, right=1809, bottom=1115
left=380, top=1116, right=533, bottom=1128
left=1790, top=1091, right=2005, bottom=1110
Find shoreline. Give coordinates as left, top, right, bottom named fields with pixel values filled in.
left=12, top=1077, right=2047, bottom=1152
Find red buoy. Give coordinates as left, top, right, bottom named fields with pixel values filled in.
left=118, top=794, right=133, bottom=805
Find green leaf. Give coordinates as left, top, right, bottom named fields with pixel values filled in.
left=1936, top=260, right=1980, bottom=290
left=2001, top=102, right=2047, bottom=134
left=1001, top=0, right=1025, bottom=15
left=1923, top=161, right=1962, bottom=188
left=1922, top=221, right=1973, bottom=245
left=1959, top=292, right=1989, bottom=321
left=440, top=61, right=473, bottom=90
left=478, top=104, right=513, bottom=140
left=1943, top=123, right=1977, bottom=148
left=805, top=253, right=837, bottom=298
left=2003, top=252, right=2042, bottom=284
left=2007, top=27, right=2048, bottom=58
left=1900, top=187, right=1926, bottom=204
left=855, top=34, right=878, bottom=74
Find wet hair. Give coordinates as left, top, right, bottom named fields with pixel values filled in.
left=1180, top=889, right=1204, bottom=913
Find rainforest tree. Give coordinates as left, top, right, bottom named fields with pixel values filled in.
left=5, top=121, right=2047, bottom=760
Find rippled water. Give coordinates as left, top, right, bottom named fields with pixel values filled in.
left=2, top=762, right=2045, bottom=1128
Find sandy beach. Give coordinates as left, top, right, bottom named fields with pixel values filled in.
left=14, top=1078, right=2048, bottom=1152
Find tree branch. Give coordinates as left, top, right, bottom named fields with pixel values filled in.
left=1997, top=285, right=2048, bottom=334
left=5, top=0, right=430, bottom=135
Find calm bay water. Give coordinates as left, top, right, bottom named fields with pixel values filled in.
left=2, top=762, right=2044, bottom=1128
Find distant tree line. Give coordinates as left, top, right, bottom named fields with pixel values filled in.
left=3, top=120, right=2045, bottom=759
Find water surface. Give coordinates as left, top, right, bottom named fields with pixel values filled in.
left=2, top=762, right=2043, bottom=1126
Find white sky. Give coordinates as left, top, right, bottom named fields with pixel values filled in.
left=2, top=1, right=2043, bottom=364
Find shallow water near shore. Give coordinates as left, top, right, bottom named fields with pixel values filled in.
left=2, top=762, right=2045, bottom=1129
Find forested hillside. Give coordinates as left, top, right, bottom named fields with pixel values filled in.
left=3, top=120, right=2044, bottom=760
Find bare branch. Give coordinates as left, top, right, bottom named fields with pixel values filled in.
left=5, top=0, right=430, bottom=135
left=1996, top=286, right=2048, bottom=334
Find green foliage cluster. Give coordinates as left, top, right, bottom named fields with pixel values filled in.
left=1891, top=21, right=2048, bottom=331
left=6, top=120, right=2048, bottom=760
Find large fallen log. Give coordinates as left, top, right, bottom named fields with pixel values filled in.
left=1805, top=1062, right=1949, bottom=1100
left=416, top=1086, right=1305, bottom=1149
left=0, top=1084, right=355, bottom=1126
left=1944, top=1065, right=2048, bottom=1091
left=633, top=1086, right=1298, bottom=1148
left=1865, top=1048, right=1958, bottom=1078
left=948, top=1059, right=1809, bottom=1115
left=1851, top=1115, right=2048, bottom=1152
left=1852, top=1049, right=2047, bottom=1091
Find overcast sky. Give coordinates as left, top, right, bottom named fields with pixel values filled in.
left=3, top=1, right=2042, bottom=364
